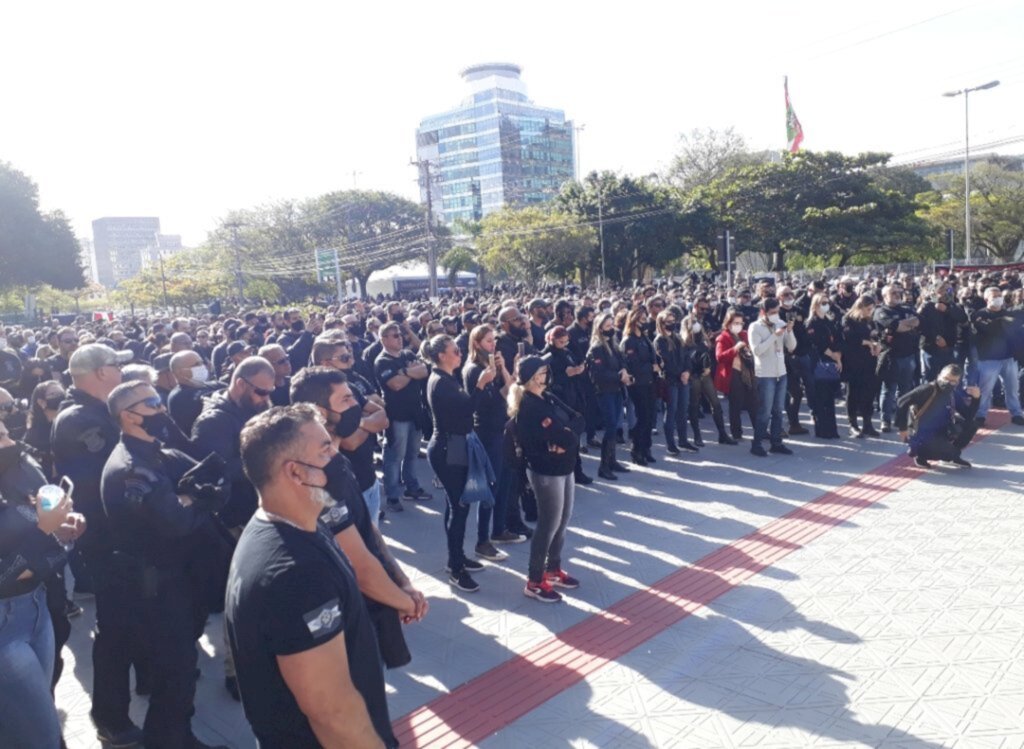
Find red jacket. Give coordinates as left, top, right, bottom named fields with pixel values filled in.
left=714, top=330, right=747, bottom=394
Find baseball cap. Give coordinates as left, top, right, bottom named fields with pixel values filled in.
left=68, top=344, right=133, bottom=376
left=227, top=341, right=255, bottom=357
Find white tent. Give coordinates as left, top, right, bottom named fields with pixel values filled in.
left=363, top=261, right=477, bottom=298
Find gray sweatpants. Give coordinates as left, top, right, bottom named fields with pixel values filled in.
left=525, top=470, right=575, bottom=583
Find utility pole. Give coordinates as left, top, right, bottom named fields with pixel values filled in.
left=225, top=221, right=245, bottom=304
left=596, top=184, right=606, bottom=291
left=332, top=247, right=344, bottom=301
left=155, top=232, right=169, bottom=310
left=410, top=157, right=438, bottom=298
left=573, top=123, right=586, bottom=182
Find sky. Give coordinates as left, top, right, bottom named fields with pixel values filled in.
left=2, top=0, right=1022, bottom=247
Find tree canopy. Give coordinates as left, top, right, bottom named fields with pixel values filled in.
left=0, top=161, right=84, bottom=291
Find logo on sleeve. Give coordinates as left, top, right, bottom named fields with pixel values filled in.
left=322, top=503, right=349, bottom=526
left=303, top=598, right=342, bottom=638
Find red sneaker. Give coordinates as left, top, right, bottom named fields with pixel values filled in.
left=544, top=569, right=580, bottom=589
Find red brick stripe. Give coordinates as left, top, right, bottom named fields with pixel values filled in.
left=394, top=413, right=1010, bottom=748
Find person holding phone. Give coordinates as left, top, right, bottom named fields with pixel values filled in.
left=1, top=415, right=82, bottom=749
left=587, top=313, right=632, bottom=481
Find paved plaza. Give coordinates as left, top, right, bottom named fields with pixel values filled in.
left=56, top=413, right=1024, bottom=748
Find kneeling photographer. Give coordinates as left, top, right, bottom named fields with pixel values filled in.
left=896, top=364, right=981, bottom=469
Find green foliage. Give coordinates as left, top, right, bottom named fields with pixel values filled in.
left=474, top=206, right=596, bottom=281
left=917, top=164, right=1024, bottom=261
left=0, top=162, right=85, bottom=291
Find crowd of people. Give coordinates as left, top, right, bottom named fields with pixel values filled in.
left=1, top=265, right=1023, bottom=748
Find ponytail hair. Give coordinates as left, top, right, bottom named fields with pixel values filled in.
left=421, top=334, right=454, bottom=365
left=507, top=381, right=527, bottom=418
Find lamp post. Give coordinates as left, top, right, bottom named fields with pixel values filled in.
left=943, top=79, right=999, bottom=264
left=573, top=123, right=585, bottom=182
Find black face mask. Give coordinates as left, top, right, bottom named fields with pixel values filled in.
left=391, top=312, right=406, bottom=324
left=0, top=443, right=23, bottom=474
left=291, top=320, right=305, bottom=332
left=937, top=380, right=956, bottom=392
left=45, top=396, right=64, bottom=411
left=134, top=411, right=173, bottom=439
left=602, top=329, right=615, bottom=339
left=511, top=325, right=529, bottom=339
left=345, top=326, right=362, bottom=339
left=331, top=404, right=363, bottom=439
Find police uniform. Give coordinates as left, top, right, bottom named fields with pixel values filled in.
left=102, top=434, right=227, bottom=749
left=52, top=386, right=145, bottom=733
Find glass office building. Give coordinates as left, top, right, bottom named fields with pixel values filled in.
left=416, top=63, right=575, bottom=226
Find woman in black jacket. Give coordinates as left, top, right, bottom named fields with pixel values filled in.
left=841, top=295, right=882, bottom=437
left=620, top=307, right=658, bottom=466
left=424, top=335, right=497, bottom=593
left=653, top=310, right=698, bottom=455
left=683, top=313, right=732, bottom=446
left=23, top=380, right=65, bottom=481
left=510, top=356, right=583, bottom=604
left=806, top=293, right=843, bottom=439
left=0, top=421, right=84, bottom=749
left=541, top=326, right=593, bottom=485
left=586, top=312, right=632, bottom=481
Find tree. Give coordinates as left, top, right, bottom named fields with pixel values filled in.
left=0, top=162, right=84, bottom=291
left=666, top=127, right=770, bottom=190
left=474, top=206, right=596, bottom=281
left=708, top=151, right=933, bottom=270
left=918, top=164, right=1024, bottom=261
left=557, top=172, right=691, bottom=283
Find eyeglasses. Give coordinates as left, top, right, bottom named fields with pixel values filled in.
left=269, top=358, right=289, bottom=367
left=125, top=395, right=163, bottom=411
left=241, top=377, right=274, bottom=397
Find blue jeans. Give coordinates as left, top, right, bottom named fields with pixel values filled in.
left=977, top=358, right=1023, bottom=418
left=597, top=391, right=624, bottom=439
left=881, top=354, right=917, bottom=424
left=664, top=382, right=690, bottom=447
left=383, top=420, right=423, bottom=500
left=754, top=375, right=788, bottom=448
left=362, top=480, right=382, bottom=529
left=0, top=587, right=61, bottom=749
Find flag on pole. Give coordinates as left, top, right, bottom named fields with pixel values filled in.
left=785, top=76, right=804, bottom=153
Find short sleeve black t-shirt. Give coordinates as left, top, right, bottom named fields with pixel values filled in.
left=338, top=389, right=377, bottom=493
left=225, top=515, right=396, bottom=748
left=375, top=350, right=422, bottom=423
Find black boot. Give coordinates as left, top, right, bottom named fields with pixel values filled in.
left=713, top=410, right=735, bottom=445
left=598, top=438, right=618, bottom=480
left=574, top=457, right=593, bottom=485
left=689, top=416, right=705, bottom=447
left=630, top=448, right=647, bottom=466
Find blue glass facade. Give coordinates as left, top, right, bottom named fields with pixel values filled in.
left=416, top=63, right=575, bottom=226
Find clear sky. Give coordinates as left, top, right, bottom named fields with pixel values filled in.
left=3, top=0, right=1021, bottom=246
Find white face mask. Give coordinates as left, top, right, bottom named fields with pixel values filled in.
left=727, top=296, right=736, bottom=305
left=820, top=304, right=830, bottom=314
left=191, top=365, right=209, bottom=382
left=767, top=314, right=781, bottom=325
left=730, top=324, right=743, bottom=335
left=782, top=299, right=794, bottom=308
left=691, top=323, right=702, bottom=334
left=989, top=297, right=1004, bottom=309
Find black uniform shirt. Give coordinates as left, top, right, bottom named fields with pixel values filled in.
left=375, top=350, right=422, bottom=423
left=225, top=515, right=396, bottom=749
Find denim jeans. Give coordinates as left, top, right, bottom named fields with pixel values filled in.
left=0, top=587, right=61, bottom=749
left=383, top=419, right=423, bottom=500
left=362, top=480, right=382, bottom=529
left=880, top=355, right=917, bottom=424
left=597, top=391, right=624, bottom=439
left=663, top=382, right=690, bottom=447
left=754, top=375, right=788, bottom=448
left=977, top=358, right=1023, bottom=419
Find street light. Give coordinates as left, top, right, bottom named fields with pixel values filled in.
left=943, top=79, right=1000, bottom=264
left=573, top=123, right=586, bottom=182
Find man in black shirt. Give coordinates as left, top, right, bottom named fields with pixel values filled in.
left=227, top=405, right=397, bottom=749
left=874, top=285, right=921, bottom=431
left=375, top=322, right=431, bottom=512
left=168, top=350, right=222, bottom=435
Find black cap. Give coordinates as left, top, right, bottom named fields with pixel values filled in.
left=517, top=355, right=546, bottom=384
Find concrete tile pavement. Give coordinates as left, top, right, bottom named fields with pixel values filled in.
left=53, top=416, right=1024, bottom=747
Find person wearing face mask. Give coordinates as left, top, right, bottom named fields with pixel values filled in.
left=192, top=356, right=275, bottom=700
left=683, top=312, right=733, bottom=447
left=257, top=343, right=293, bottom=407
left=778, top=286, right=813, bottom=436
left=510, top=356, right=584, bottom=603
left=528, top=298, right=551, bottom=350
left=895, top=364, right=982, bottom=468
left=655, top=309, right=699, bottom=454
left=587, top=312, right=632, bottom=480
left=102, top=381, right=232, bottom=749
left=424, top=335, right=498, bottom=593
left=289, top=367, right=426, bottom=670
left=168, top=350, right=223, bottom=435
left=620, top=307, right=658, bottom=465
left=970, top=287, right=1024, bottom=426
left=495, top=307, right=536, bottom=367
left=715, top=311, right=756, bottom=442
left=918, top=290, right=965, bottom=381
left=874, top=285, right=921, bottom=432
left=748, top=298, right=797, bottom=457
left=841, top=295, right=883, bottom=437
left=805, top=293, right=843, bottom=439
left=226, top=405, right=398, bottom=749
left=0, top=418, right=82, bottom=749
left=24, top=379, right=65, bottom=480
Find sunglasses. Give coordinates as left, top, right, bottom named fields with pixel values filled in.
left=269, top=358, right=290, bottom=367
left=126, top=395, right=163, bottom=410
left=242, top=377, right=274, bottom=397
